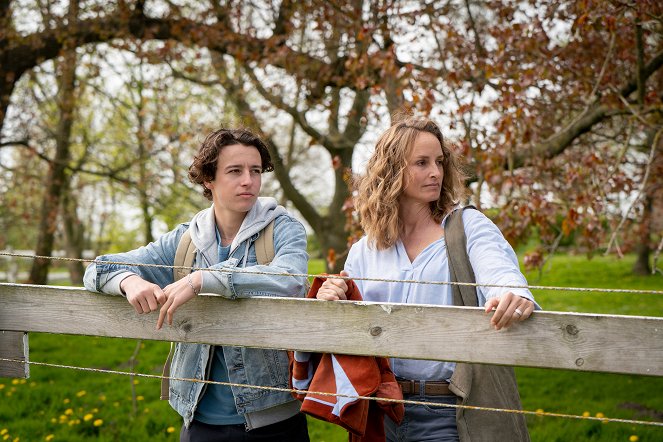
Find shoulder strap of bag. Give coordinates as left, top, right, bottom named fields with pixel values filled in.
left=173, top=229, right=196, bottom=282
left=161, top=221, right=276, bottom=400
left=255, top=219, right=276, bottom=265
left=446, top=207, right=531, bottom=441
left=444, top=206, right=478, bottom=307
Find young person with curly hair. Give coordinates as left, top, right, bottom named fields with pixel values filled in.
left=85, top=128, right=310, bottom=441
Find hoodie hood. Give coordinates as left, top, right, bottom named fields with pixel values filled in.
left=188, top=196, right=287, bottom=265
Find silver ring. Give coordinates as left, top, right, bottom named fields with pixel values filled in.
left=514, top=308, right=523, bottom=316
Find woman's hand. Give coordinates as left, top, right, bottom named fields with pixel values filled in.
left=484, top=292, right=534, bottom=330
left=156, top=271, right=202, bottom=329
left=316, top=270, right=350, bottom=301
left=121, top=275, right=166, bottom=314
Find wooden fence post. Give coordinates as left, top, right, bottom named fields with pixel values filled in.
left=0, top=331, right=29, bottom=378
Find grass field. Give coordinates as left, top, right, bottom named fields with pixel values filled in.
left=0, top=254, right=661, bottom=441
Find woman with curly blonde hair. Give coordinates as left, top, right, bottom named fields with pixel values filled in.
left=317, top=114, right=538, bottom=441
left=355, top=116, right=468, bottom=251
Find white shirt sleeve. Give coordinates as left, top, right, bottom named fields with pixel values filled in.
left=463, top=209, right=540, bottom=308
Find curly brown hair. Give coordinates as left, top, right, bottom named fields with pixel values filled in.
left=355, top=115, right=468, bottom=250
left=188, top=128, right=274, bottom=201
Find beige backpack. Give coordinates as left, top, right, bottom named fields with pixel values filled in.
left=160, top=220, right=276, bottom=400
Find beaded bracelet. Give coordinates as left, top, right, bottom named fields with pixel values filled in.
left=187, top=273, right=200, bottom=296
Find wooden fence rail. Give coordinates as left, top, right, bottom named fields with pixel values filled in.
left=1, top=283, right=662, bottom=378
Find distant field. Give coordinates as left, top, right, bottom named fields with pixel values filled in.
left=0, top=254, right=661, bottom=441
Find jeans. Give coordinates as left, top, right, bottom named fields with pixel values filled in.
left=385, top=388, right=459, bottom=442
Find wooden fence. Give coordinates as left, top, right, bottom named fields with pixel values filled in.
left=1, top=282, right=662, bottom=378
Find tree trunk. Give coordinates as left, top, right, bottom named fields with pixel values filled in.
left=632, top=194, right=652, bottom=275
left=28, top=47, right=77, bottom=284
left=61, top=188, right=85, bottom=285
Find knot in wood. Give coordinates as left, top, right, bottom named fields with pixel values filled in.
left=565, top=324, right=579, bottom=336
left=370, top=326, right=382, bottom=337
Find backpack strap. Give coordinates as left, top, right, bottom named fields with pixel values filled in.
left=255, top=220, right=276, bottom=265
left=173, top=229, right=196, bottom=282
left=160, top=342, right=174, bottom=400
left=444, top=206, right=478, bottom=307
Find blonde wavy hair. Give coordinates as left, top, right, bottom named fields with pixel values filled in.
left=355, top=115, right=468, bottom=250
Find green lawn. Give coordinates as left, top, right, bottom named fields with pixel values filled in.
left=0, top=255, right=661, bottom=441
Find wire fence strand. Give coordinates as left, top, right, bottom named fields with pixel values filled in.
left=1, top=357, right=661, bottom=428
left=1, top=251, right=662, bottom=295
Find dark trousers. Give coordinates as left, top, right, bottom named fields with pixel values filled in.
left=180, top=413, right=309, bottom=442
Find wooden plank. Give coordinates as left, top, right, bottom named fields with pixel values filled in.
left=0, top=283, right=661, bottom=376
left=0, top=331, right=29, bottom=378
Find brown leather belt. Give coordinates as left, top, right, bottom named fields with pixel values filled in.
left=397, top=380, right=453, bottom=396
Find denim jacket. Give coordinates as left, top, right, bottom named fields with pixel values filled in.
left=84, top=197, right=309, bottom=429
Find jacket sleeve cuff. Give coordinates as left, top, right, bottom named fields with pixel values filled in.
left=103, top=271, right=138, bottom=296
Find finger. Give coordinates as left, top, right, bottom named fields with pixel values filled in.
left=146, top=293, right=159, bottom=312
left=136, top=297, right=151, bottom=315
left=518, top=300, right=535, bottom=320
left=499, top=298, right=530, bottom=329
left=319, top=281, right=347, bottom=299
left=328, top=277, right=348, bottom=291
left=316, top=291, right=340, bottom=301
left=491, top=295, right=514, bottom=330
left=484, top=298, right=499, bottom=314
left=156, top=297, right=172, bottom=330
left=128, top=296, right=143, bottom=314
left=155, top=287, right=167, bottom=305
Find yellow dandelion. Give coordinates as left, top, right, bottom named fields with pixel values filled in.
left=67, top=420, right=76, bottom=427
left=98, top=395, right=106, bottom=401
left=535, top=408, right=544, bottom=415
left=133, top=380, right=139, bottom=385
left=59, top=414, right=67, bottom=421
left=76, top=390, right=86, bottom=397
left=143, top=408, right=150, bottom=414
left=0, top=430, right=7, bottom=436
left=19, top=379, right=26, bottom=384
left=5, top=392, right=12, bottom=397
left=93, top=419, right=103, bottom=427
left=44, top=436, right=54, bottom=442
left=629, top=436, right=639, bottom=442
left=84, top=414, right=94, bottom=422
left=13, top=437, right=19, bottom=442
left=65, top=409, right=74, bottom=416
left=92, top=408, right=99, bottom=413
left=595, top=412, right=604, bottom=418
left=137, top=396, right=144, bottom=401
left=3, top=435, right=9, bottom=441
left=11, top=379, right=19, bottom=385
left=0, top=384, right=4, bottom=390
left=582, top=411, right=590, bottom=417
left=50, top=418, right=56, bottom=424
left=167, top=427, right=175, bottom=433
left=63, top=399, right=70, bottom=404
